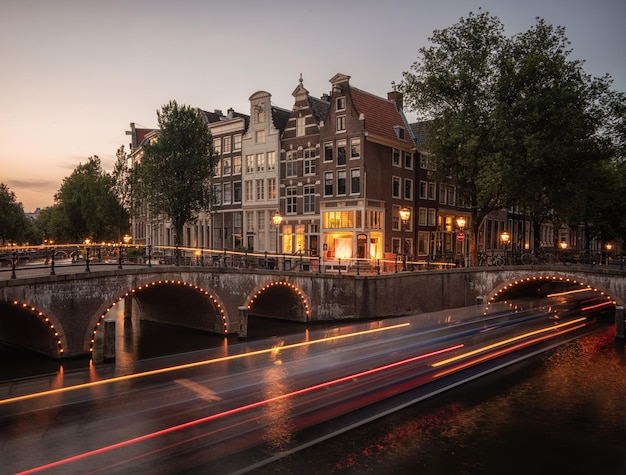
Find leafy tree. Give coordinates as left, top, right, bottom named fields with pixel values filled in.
left=0, top=183, right=41, bottom=244
left=400, top=10, right=507, bottom=262
left=493, top=19, right=604, bottom=248
left=48, top=156, right=129, bottom=242
left=138, top=100, right=217, bottom=249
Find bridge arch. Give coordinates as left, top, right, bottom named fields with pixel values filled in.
left=0, top=299, right=67, bottom=358
left=245, top=280, right=311, bottom=322
left=486, top=274, right=616, bottom=308
left=86, top=278, right=229, bottom=354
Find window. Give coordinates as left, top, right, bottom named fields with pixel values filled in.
left=350, top=168, right=360, bottom=194
left=336, top=116, right=346, bottom=132
left=392, top=148, right=401, bottom=166
left=419, top=181, right=428, bottom=199
left=286, top=186, right=297, bottom=214
left=256, top=153, right=265, bottom=172
left=214, top=139, right=221, bottom=155
left=223, top=136, right=231, bottom=153
left=428, top=208, right=436, bottom=226
left=246, top=211, right=255, bottom=232
left=404, top=178, right=413, bottom=200
left=418, top=231, right=429, bottom=255
left=233, top=181, right=242, bottom=203
left=286, top=150, right=298, bottom=177
left=439, top=184, right=447, bottom=204
left=223, top=182, right=232, bottom=204
left=296, top=116, right=305, bottom=136
left=404, top=151, right=413, bottom=169
left=324, top=142, right=333, bottom=162
left=214, top=159, right=221, bottom=177
left=392, top=176, right=401, bottom=198
left=336, top=96, right=346, bottom=110
left=255, top=130, right=265, bottom=143
left=304, top=148, right=316, bottom=175
left=428, top=182, right=436, bottom=200
left=418, top=208, right=427, bottom=226
left=337, top=140, right=346, bottom=166
left=337, top=170, right=346, bottom=195
left=304, top=185, right=315, bottom=213
left=256, top=179, right=265, bottom=201
left=324, top=171, right=333, bottom=196
left=350, top=138, right=360, bottom=159
left=246, top=154, right=254, bottom=173
left=233, top=134, right=242, bottom=150
left=267, top=151, right=276, bottom=171
left=233, top=156, right=242, bottom=174
left=268, top=178, right=277, bottom=199
left=213, top=184, right=221, bottom=205
left=448, top=185, right=457, bottom=206
left=394, top=126, right=405, bottom=140
left=222, top=157, right=231, bottom=176
left=245, top=180, right=253, bottom=201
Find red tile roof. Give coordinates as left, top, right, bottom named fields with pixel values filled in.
left=350, top=87, right=413, bottom=147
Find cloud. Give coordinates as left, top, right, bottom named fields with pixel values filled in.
left=6, top=178, right=58, bottom=193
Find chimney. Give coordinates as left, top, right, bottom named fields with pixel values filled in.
left=388, top=91, right=403, bottom=111
left=227, top=108, right=234, bottom=119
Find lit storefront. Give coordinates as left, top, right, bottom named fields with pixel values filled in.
left=320, top=201, right=384, bottom=262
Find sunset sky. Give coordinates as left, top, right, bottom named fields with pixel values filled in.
left=1, top=0, right=624, bottom=212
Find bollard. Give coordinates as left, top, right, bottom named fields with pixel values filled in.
left=615, top=306, right=624, bottom=339
left=238, top=306, right=248, bottom=339
left=103, top=319, right=116, bottom=360
left=124, top=295, right=133, bottom=320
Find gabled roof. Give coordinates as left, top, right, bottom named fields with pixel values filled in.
left=308, top=96, right=330, bottom=124
left=271, top=106, right=291, bottom=133
left=350, top=87, right=414, bottom=147
left=410, top=120, right=433, bottom=148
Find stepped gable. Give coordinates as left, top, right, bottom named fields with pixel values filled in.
left=350, top=86, right=414, bottom=147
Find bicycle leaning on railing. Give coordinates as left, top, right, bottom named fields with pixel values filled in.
left=477, top=251, right=504, bottom=267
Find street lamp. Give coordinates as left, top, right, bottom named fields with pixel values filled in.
left=456, top=216, right=466, bottom=267
left=606, top=243, right=613, bottom=265
left=500, top=231, right=510, bottom=264
left=84, top=238, right=91, bottom=272
left=399, top=207, right=411, bottom=271
left=272, top=212, right=283, bottom=254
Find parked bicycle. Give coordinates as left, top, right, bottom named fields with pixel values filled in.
left=520, top=249, right=558, bottom=265
left=477, top=252, right=504, bottom=267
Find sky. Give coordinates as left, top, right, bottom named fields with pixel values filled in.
left=1, top=0, right=625, bottom=212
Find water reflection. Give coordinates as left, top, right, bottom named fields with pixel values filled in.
left=259, top=326, right=626, bottom=474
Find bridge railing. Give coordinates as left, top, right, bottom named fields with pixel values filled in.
left=2, top=244, right=622, bottom=279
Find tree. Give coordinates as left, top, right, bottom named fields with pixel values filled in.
left=400, top=10, right=507, bottom=263
left=494, top=19, right=608, bottom=249
left=138, top=100, right=217, bottom=250
left=48, top=156, right=129, bottom=242
left=0, top=183, right=40, bottom=245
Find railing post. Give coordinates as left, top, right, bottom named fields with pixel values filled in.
left=147, top=245, right=152, bottom=267
left=10, top=251, right=17, bottom=279
left=85, top=247, right=90, bottom=272
left=50, top=248, right=55, bottom=275
left=118, top=245, right=123, bottom=269
left=377, top=259, right=380, bottom=274
left=338, top=258, right=341, bottom=275
left=318, top=256, right=322, bottom=273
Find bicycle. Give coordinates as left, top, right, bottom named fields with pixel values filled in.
left=477, top=252, right=504, bottom=267
left=521, top=249, right=558, bottom=265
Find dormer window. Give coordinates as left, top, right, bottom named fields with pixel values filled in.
left=394, top=126, right=406, bottom=140
left=336, top=96, right=346, bottom=111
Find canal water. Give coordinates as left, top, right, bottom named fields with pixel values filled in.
left=1, top=309, right=625, bottom=474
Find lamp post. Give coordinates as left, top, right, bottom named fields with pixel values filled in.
left=456, top=216, right=466, bottom=267
left=606, top=243, right=613, bottom=265
left=500, top=231, right=510, bottom=264
left=84, top=238, right=91, bottom=272
left=399, top=207, right=411, bottom=271
left=272, top=211, right=283, bottom=255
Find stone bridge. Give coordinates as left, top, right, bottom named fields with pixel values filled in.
left=1, top=265, right=623, bottom=358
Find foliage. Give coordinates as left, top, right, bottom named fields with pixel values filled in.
left=400, top=11, right=626, bottom=251
left=137, top=100, right=217, bottom=246
left=400, top=10, right=507, bottom=257
left=112, top=145, right=139, bottom=217
left=41, top=156, right=129, bottom=243
left=0, top=183, right=41, bottom=245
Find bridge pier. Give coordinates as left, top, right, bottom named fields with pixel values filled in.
left=615, top=306, right=624, bottom=339
left=238, top=306, right=248, bottom=339
left=124, top=295, right=133, bottom=320
left=103, top=319, right=116, bottom=360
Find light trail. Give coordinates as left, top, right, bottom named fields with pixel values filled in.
left=433, top=321, right=588, bottom=378
left=15, top=342, right=463, bottom=475
left=431, top=317, right=587, bottom=368
left=0, top=322, right=409, bottom=406
left=581, top=300, right=614, bottom=312
left=546, top=288, right=591, bottom=298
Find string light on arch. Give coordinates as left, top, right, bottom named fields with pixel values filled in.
left=247, top=280, right=310, bottom=317
left=88, top=279, right=228, bottom=353
left=10, top=299, right=65, bottom=355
